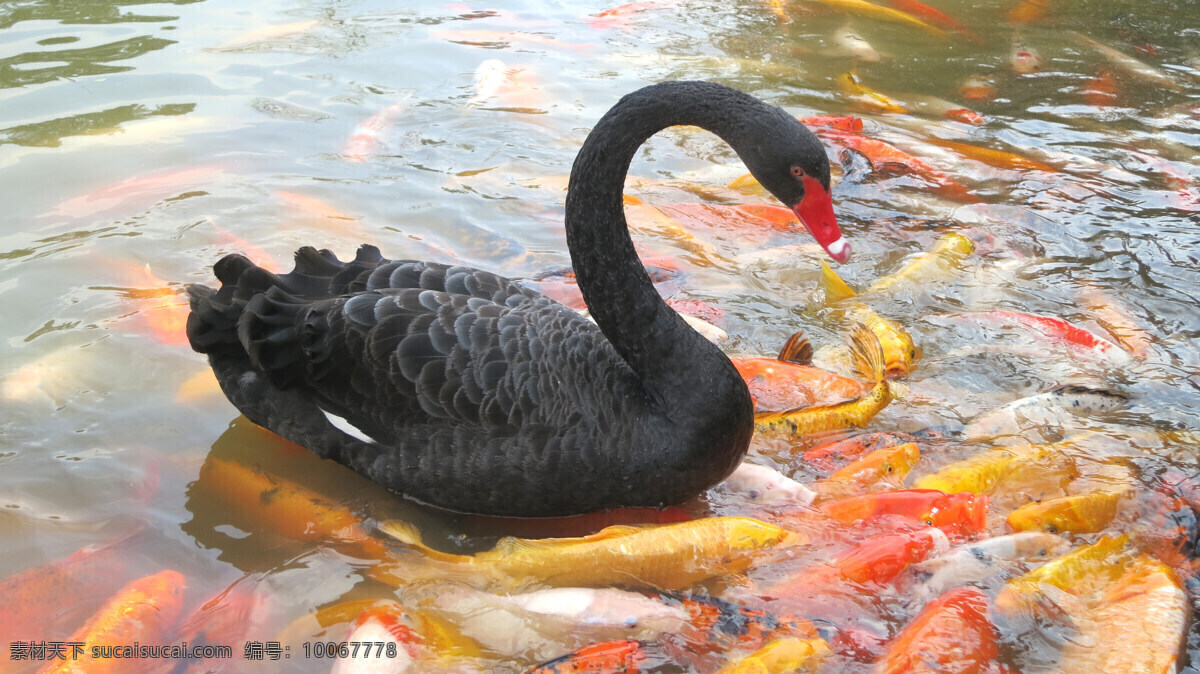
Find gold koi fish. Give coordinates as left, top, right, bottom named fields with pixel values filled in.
left=754, top=323, right=892, bottom=436
left=379, top=516, right=796, bottom=590
left=818, top=262, right=921, bottom=377
left=996, top=534, right=1132, bottom=614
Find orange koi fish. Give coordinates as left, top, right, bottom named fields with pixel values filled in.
left=872, top=586, right=1002, bottom=673
left=1082, top=68, right=1119, bottom=106
left=1053, top=556, right=1188, bottom=673
left=588, top=1, right=669, bottom=30
left=958, top=74, right=997, bottom=102
left=41, top=570, right=186, bottom=674
left=824, top=133, right=977, bottom=202
left=766, top=528, right=950, bottom=599
left=42, top=164, right=226, bottom=223
left=330, top=600, right=422, bottom=673
left=650, top=592, right=824, bottom=654
left=196, top=457, right=390, bottom=558
left=799, top=0, right=948, bottom=37
left=876, top=0, right=979, bottom=42
left=527, top=639, right=653, bottom=673
left=108, top=260, right=191, bottom=346
left=275, top=190, right=372, bottom=242
left=717, top=637, right=832, bottom=673
left=1073, top=282, right=1153, bottom=359
left=1006, top=487, right=1128, bottom=534
left=753, top=323, right=893, bottom=437
left=175, top=367, right=223, bottom=403
left=925, top=138, right=1057, bottom=173
left=210, top=219, right=280, bottom=272
left=821, top=441, right=920, bottom=494
left=1007, top=0, right=1047, bottom=23
left=802, top=431, right=925, bottom=472
left=380, top=516, right=795, bottom=590
left=837, top=71, right=908, bottom=114
left=0, top=538, right=132, bottom=656
left=820, top=489, right=989, bottom=536
left=345, top=101, right=407, bottom=163
left=800, top=115, right=864, bottom=133
left=732, top=356, right=872, bottom=412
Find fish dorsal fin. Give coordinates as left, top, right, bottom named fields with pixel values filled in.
left=378, top=520, right=468, bottom=564
left=820, top=261, right=858, bottom=304
left=778, top=331, right=814, bottom=365
left=727, top=172, right=766, bottom=196
left=484, top=523, right=651, bottom=557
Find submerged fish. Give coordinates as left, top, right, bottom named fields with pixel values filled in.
left=802, top=431, right=924, bottom=472
left=1051, top=556, right=1188, bottom=673
left=820, top=441, right=921, bottom=496
left=837, top=71, right=908, bottom=113
left=799, top=0, right=948, bottom=37
left=963, top=385, right=1129, bottom=440
left=907, top=532, right=1067, bottom=602
left=717, top=637, right=832, bottom=673
left=720, top=461, right=818, bottom=507
left=344, top=100, right=408, bottom=163
left=1011, top=38, right=1043, bottom=74
left=829, top=25, right=881, bottom=62
left=912, top=439, right=1074, bottom=494
left=1073, top=282, right=1153, bottom=359
left=650, top=591, right=823, bottom=654
left=42, top=570, right=186, bottom=674
left=380, top=516, right=795, bottom=590
left=937, top=310, right=1129, bottom=363
left=331, top=600, right=422, bottom=674
left=871, top=586, right=1002, bottom=673
left=527, top=639, right=656, bottom=673
left=819, top=489, right=989, bottom=536
left=753, top=323, right=893, bottom=437
left=925, top=138, right=1057, bottom=173
left=1070, top=31, right=1181, bottom=91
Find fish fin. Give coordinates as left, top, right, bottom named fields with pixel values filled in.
left=849, top=322, right=887, bottom=384
left=819, top=261, right=859, bottom=304
left=778, top=331, right=814, bottom=365
left=727, top=172, right=765, bottom=194
left=378, top=520, right=468, bottom=564
left=1050, top=384, right=1130, bottom=406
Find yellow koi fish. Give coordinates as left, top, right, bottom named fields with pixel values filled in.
left=995, top=534, right=1132, bottom=613
left=868, top=232, right=975, bottom=294
left=1052, top=556, right=1188, bottom=674
left=716, top=636, right=832, bottom=673
left=1006, top=487, right=1128, bottom=534
left=819, top=262, right=921, bottom=377
left=379, top=516, right=796, bottom=590
left=837, top=71, right=909, bottom=114
left=822, top=442, right=920, bottom=493
left=754, top=323, right=892, bottom=436
left=801, top=0, right=947, bottom=37
left=912, top=439, right=1078, bottom=494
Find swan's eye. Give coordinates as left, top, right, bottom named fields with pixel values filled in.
left=790, top=166, right=805, bottom=178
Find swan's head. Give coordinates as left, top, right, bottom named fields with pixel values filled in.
left=744, top=113, right=849, bottom=263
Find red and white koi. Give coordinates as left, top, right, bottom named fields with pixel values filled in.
left=906, top=532, right=1068, bottom=603
left=588, top=1, right=669, bottom=30
left=345, top=101, right=408, bottom=163
left=933, top=310, right=1130, bottom=362
left=331, top=600, right=422, bottom=674
left=1011, top=38, right=1043, bottom=75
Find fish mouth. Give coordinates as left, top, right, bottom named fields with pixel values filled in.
left=793, top=176, right=850, bottom=263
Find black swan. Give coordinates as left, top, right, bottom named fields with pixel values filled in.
left=186, top=81, right=844, bottom=517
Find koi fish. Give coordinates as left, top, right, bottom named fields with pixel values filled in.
left=924, top=138, right=1058, bottom=173
left=1006, top=487, right=1129, bottom=534
left=962, top=385, right=1129, bottom=441
left=1081, top=68, right=1119, bottom=107
left=871, top=587, right=1001, bottom=673
left=800, top=115, right=865, bottom=133
left=650, top=592, right=823, bottom=654
left=823, top=134, right=978, bottom=202
left=1130, top=150, right=1200, bottom=212
left=1011, top=38, right=1044, bottom=75
left=1007, top=0, right=1047, bottom=22
left=0, top=538, right=132, bottom=654
left=716, top=637, right=832, bottom=673
left=41, top=164, right=227, bottom=224
left=820, top=442, right=921, bottom=495
left=802, top=430, right=925, bottom=472
left=876, top=0, right=979, bottom=42
left=912, top=440, right=1075, bottom=494
left=733, top=354, right=873, bottom=412
left=331, top=600, right=422, bottom=674
left=753, top=323, right=893, bottom=437
left=995, top=534, right=1132, bottom=614
left=1052, top=556, right=1188, bottom=673
left=720, top=462, right=817, bottom=507
left=1073, top=282, right=1153, bottom=359
left=41, top=570, right=186, bottom=674
left=588, top=2, right=668, bottom=30
left=871, top=232, right=978, bottom=295
left=196, top=457, right=390, bottom=558
left=958, top=74, right=997, bottom=102
left=767, top=528, right=950, bottom=600
left=907, top=532, right=1068, bottom=603
left=467, top=58, right=510, bottom=106
left=173, top=582, right=272, bottom=672
left=431, top=29, right=592, bottom=53
left=379, top=516, right=795, bottom=590
left=275, top=190, right=370, bottom=241
left=527, top=639, right=655, bottom=673
left=818, top=264, right=922, bottom=377
left=799, top=0, right=948, bottom=37
left=209, top=219, right=281, bottom=272
left=344, top=100, right=407, bottom=162
left=1070, top=31, right=1181, bottom=91
left=417, top=583, right=689, bottom=660
left=819, top=489, right=989, bottom=536
left=217, top=20, right=320, bottom=49
left=837, top=71, right=908, bottom=113
left=829, top=25, right=881, bottom=63
left=175, top=367, right=223, bottom=403
left=938, top=310, right=1128, bottom=362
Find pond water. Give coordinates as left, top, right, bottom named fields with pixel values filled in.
left=2, top=0, right=1199, bottom=671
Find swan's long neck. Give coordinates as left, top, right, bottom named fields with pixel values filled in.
left=565, top=82, right=767, bottom=415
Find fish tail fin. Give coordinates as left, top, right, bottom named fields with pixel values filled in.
left=819, top=261, right=859, bottom=303
left=778, top=331, right=814, bottom=365
left=377, top=520, right=469, bottom=565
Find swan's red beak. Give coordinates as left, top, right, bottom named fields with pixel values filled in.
left=793, top=176, right=850, bottom=263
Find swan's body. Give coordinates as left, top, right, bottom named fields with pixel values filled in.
left=187, top=81, right=842, bottom=517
